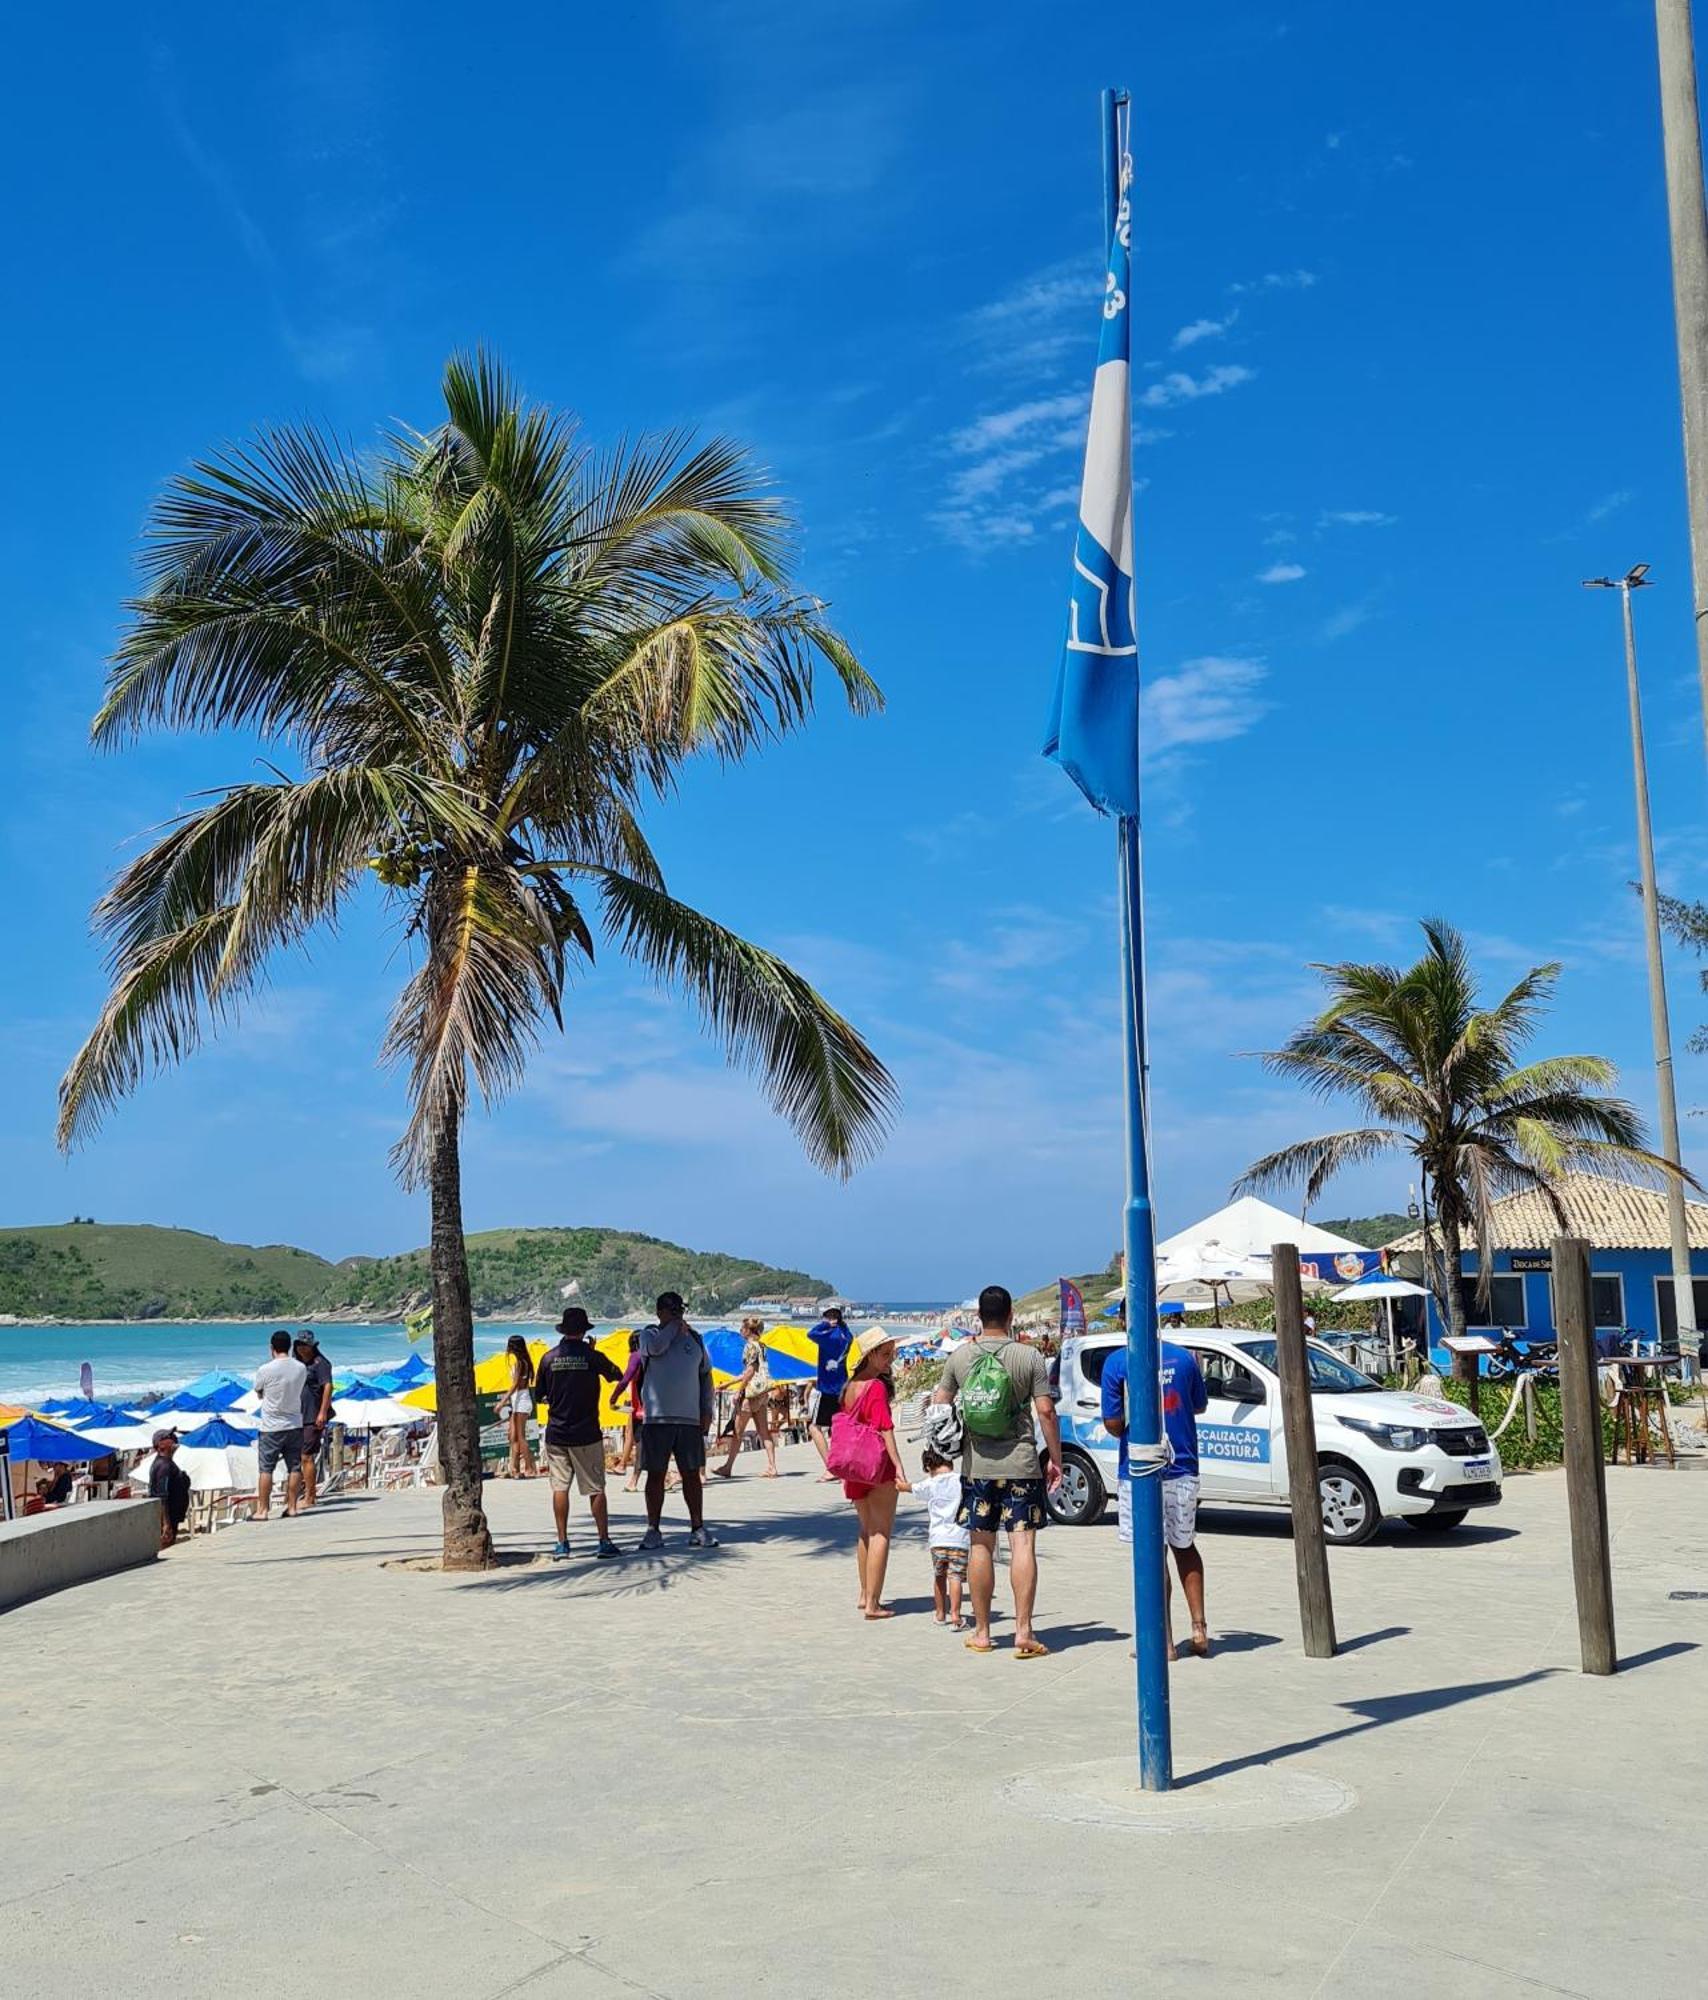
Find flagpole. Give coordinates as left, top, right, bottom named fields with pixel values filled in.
left=1102, top=86, right=1173, bottom=1794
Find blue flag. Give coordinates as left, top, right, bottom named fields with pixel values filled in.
left=1044, top=147, right=1139, bottom=817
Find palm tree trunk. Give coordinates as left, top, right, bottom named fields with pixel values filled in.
left=428, top=1106, right=493, bottom=1570
left=1436, top=1202, right=1481, bottom=1421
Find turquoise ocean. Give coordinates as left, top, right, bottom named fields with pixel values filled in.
left=0, top=1303, right=953, bottom=1406
left=0, top=1320, right=563, bottom=1407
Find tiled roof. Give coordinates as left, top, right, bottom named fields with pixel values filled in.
left=1383, top=1171, right=1708, bottom=1252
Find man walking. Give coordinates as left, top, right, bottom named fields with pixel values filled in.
left=253, top=1329, right=307, bottom=1521
left=533, top=1307, right=625, bottom=1560
left=1101, top=1333, right=1210, bottom=1658
left=636, top=1291, right=717, bottom=1550
left=293, top=1331, right=333, bottom=1508
left=806, top=1304, right=853, bottom=1479
left=932, top=1285, right=1060, bottom=1657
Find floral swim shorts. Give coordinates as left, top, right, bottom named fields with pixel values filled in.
left=956, top=1476, right=1049, bottom=1534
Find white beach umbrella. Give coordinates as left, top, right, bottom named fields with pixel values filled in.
left=132, top=1444, right=259, bottom=1493
left=333, top=1397, right=426, bottom=1431
left=1329, top=1276, right=1428, bottom=1303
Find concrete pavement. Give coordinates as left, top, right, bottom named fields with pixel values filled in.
left=1, top=1445, right=1703, bottom=1998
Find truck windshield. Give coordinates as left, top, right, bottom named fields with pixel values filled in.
left=1234, top=1339, right=1381, bottom=1394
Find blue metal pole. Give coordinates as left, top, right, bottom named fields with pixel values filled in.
left=1119, top=816, right=1172, bottom=1790
left=1101, top=85, right=1172, bottom=1794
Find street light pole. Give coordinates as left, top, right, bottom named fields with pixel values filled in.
left=1653, top=0, right=1708, bottom=770
left=1584, top=566, right=1698, bottom=1358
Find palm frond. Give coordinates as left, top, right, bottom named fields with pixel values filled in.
left=1233, top=1127, right=1409, bottom=1209
left=593, top=869, right=895, bottom=1176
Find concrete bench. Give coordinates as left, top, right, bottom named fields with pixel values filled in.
left=0, top=1499, right=159, bottom=1612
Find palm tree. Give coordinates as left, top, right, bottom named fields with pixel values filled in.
left=58, top=352, right=895, bottom=1567
left=1237, top=919, right=1689, bottom=1358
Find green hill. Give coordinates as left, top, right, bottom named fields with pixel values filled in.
left=313, top=1227, right=829, bottom=1320
left=0, top=1224, right=339, bottom=1321
left=0, top=1222, right=830, bottom=1322
left=1318, top=1213, right=1411, bottom=1249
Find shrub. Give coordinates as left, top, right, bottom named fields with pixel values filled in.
left=1433, top=1377, right=1614, bottom=1471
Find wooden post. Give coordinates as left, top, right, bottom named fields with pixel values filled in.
left=1272, top=1243, right=1337, bottom=1658
left=1553, top=1233, right=1617, bottom=1675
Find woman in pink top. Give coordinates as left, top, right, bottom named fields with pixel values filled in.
left=840, top=1330, right=911, bottom=1619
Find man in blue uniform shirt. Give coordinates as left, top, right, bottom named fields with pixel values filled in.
left=1101, top=1336, right=1211, bottom=1659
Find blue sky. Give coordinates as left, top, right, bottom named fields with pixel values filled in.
left=5, top=0, right=1708, bottom=1297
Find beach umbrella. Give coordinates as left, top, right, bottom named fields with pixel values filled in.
left=700, top=1328, right=747, bottom=1383
left=60, top=1401, right=144, bottom=1429
left=387, top=1351, right=432, bottom=1384
left=334, top=1378, right=395, bottom=1402
left=398, top=1339, right=551, bottom=1415
left=38, top=1396, right=85, bottom=1414
left=1329, top=1274, right=1428, bottom=1302
left=135, top=1443, right=258, bottom=1493
left=1, top=1414, right=98, bottom=1463
left=179, top=1369, right=249, bottom=1400
left=77, top=1419, right=167, bottom=1453
left=332, top=1397, right=427, bottom=1432
left=176, top=1414, right=259, bottom=1448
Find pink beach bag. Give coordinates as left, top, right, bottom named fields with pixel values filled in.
left=825, top=1386, right=888, bottom=1485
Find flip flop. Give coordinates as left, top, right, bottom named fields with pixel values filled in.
left=964, top=1637, right=995, bottom=1654
left=1014, top=1641, right=1050, bottom=1660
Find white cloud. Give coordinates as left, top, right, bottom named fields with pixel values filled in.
left=1143, top=655, right=1270, bottom=759
left=1172, top=313, right=1236, bottom=349
left=1138, top=364, right=1255, bottom=409
left=1320, top=602, right=1371, bottom=641
left=1229, top=268, right=1317, bottom=295
left=1318, top=509, right=1396, bottom=528
left=1587, top=489, right=1632, bottom=523
left=1258, top=561, right=1306, bottom=584
left=948, top=393, right=1085, bottom=456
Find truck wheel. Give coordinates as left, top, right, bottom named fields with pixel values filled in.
left=1317, top=1461, right=1381, bottom=1546
left=1047, top=1449, right=1106, bottom=1526
left=1404, top=1509, right=1467, bottom=1533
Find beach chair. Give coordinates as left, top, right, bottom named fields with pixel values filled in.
left=380, top=1425, right=438, bottom=1489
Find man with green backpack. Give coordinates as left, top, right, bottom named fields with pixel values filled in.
left=932, top=1284, right=1062, bottom=1657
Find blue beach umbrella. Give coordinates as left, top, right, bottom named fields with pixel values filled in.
left=700, top=1328, right=746, bottom=1381
left=2, top=1414, right=97, bottom=1463
left=335, top=1379, right=393, bottom=1402
left=61, top=1401, right=141, bottom=1429
left=175, top=1415, right=258, bottom=1448
left=387, top=1352, right=432, bottom=1384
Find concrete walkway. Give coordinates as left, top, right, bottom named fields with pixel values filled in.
left=1, top=1446, right=1703, bottom=1998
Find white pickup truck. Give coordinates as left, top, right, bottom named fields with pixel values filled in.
left=1048, top=1328, right=1503, bottom=1545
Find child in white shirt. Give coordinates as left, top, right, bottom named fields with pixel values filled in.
left=914, top=1447, right=971, bottom=1630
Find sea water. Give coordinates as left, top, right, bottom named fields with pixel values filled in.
left=0, top=1302, right=955, bottom=1406
left=0, top=1320, right=562, bottom=1405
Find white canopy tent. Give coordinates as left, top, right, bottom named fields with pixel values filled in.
left=1151, top=1198, right=1370, bottom=1317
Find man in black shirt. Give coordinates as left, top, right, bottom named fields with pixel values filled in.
left=148, top=1430, right=192, bottom=1547
left=532, top=1308, right=624, bottom=1561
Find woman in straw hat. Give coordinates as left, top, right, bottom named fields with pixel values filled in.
left=839, top=1327, right=911, bottom=1619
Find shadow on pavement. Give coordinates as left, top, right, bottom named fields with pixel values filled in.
left=1178, top=1667, right=1560, bottom=1788
left=1335, top=1624, right=1411, bottom=1653
left=1617, top=1640, right=1698, bottom=1671
left=1201, top=1629, right=1284, bottom=1655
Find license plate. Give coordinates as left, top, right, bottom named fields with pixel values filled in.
left=1460, top=1458, right=1491, bottom=1480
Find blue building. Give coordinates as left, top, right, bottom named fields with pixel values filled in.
left=1386, top=1173, right=1708, bottom=1352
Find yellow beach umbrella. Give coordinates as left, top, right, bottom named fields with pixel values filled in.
left=397, top=1338, right=553, bottom=1415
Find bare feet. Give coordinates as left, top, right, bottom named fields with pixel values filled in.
left=1190, top=1623, right=1211, bottom=1658
left=865, top=1607, right=895, bottom=1620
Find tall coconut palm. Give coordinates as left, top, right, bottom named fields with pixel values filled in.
left=58, top=352, right=895, bottom=1566
left=1236, top=919, right=1689, bottom=1354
